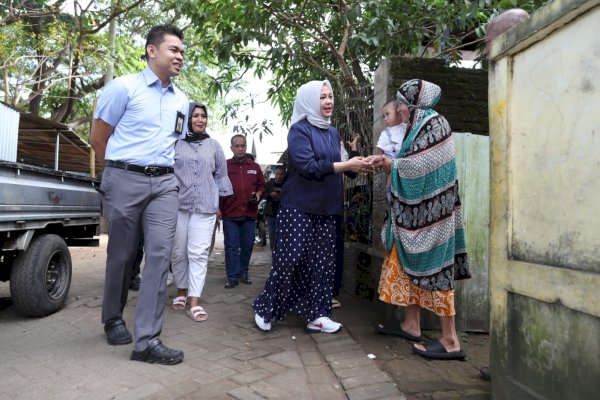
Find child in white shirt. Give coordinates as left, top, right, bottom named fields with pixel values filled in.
left=376, top=100, right=409, bottom=204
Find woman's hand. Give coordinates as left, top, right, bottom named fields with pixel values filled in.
left=347, top=156, right=374, bottom=173
left=365, top=155, right=392, bottom=174
left=334, top=156, right=375, bottom=174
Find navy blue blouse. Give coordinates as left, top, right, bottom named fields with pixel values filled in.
left=280, top=118, right=343, bottom=216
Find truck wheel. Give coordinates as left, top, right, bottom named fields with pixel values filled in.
left=10, top=234, right=72, bottom=317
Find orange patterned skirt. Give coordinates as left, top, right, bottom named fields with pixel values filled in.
left=378, top=244, right=455, bottom=317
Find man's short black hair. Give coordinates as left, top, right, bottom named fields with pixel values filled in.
left=145, top=24, right=184, bottom=61
left=274, top=165, right=286, bottom=173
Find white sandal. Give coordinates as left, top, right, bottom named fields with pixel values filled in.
left=171, top=296, right=187, bottom=311
left=187, top=306, right=208, bottom=322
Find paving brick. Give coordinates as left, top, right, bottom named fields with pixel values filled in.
left=320, top=343, right=364, bottom=356
left=201, top=347, right=242, bottom=361
left=248, top=358, right=290, bottom=374
left=311, top=331, right=354, bottom=344
left=247, top=380, right=288, bottom=399
left=222, top=339, right=255, bottom=351
left=324, top=348, right=370, bottom=363
left=143, top=380, right=204, bottom=400
left=300, top=351, right=326, bottom=366
left=309, top=383, right=348, bottom=400
left=341, top=371, right=393, bottom=390
left=216, top=357, right=256, bottom=373
left=112, top=382, right=165, bottom=400
left=230, top=368, right=273, bottom=385
left=257, top=369, right=315, bottom=398
left=329, top=355, right=374, bottom=370
left=305, top=365, right=338, bottom=384
left=316, top=337, right=358, bottom=350
left=333, top=365, right=385, bottom=379
left=266, top=350, right=303, bottom=368
left=233, top=349, right=270, bottom=361
left=252, top=333, right=299, bottom=351
left=346, top=383, right=402, bottom=400
left=228, top=386, right=268, bottom=400
left=192, top=338, right=229, bottom=352
left=192, top=367, right=237, bottom=385
left=154, top=367, right=203, bottom=389
left=193, top=378, right=240, bottom=398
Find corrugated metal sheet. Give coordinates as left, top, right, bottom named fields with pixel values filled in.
left=0, top=103, right=20, bottom=162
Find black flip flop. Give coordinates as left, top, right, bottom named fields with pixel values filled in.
left=412, top=339, right=466, bottom=360
left=376, top=323, right=422, bottom=342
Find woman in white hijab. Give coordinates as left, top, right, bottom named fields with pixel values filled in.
left=252, top=80, right=370, bottom=333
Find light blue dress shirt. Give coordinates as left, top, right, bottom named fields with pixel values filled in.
left=94, top=67, right=189, bottom=167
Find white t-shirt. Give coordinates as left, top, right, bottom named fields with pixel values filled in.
left=376, top=124, right=407, bottom=159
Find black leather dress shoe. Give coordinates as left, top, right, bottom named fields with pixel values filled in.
left=240, top=276, right=252, bottom=284
left=104, top=319, right=133, bottom=345
left=224, top=280, right=238, bottom=289
left=131, top=338, right=184, bottom=365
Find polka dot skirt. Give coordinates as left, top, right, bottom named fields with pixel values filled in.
left=252, top=206, right=336, bottom=323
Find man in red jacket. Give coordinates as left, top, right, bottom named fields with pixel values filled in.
left=220, top=135, right=266, bottom=288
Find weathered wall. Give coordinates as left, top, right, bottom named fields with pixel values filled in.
left=488, top=0, right=600, bottom=398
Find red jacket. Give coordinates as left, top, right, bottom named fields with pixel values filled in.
left=220, top=157, right=266, bottom=219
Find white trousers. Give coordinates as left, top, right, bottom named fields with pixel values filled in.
left=171, top=211, right=216, bottom=298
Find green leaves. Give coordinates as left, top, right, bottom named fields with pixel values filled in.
left=1, top=0, right=549, bottom=137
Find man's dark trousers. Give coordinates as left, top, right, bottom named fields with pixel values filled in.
left=222, top=218, right=256, bottom=282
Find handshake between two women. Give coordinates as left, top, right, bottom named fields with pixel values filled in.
left=338, top=154, right=393, bottom=175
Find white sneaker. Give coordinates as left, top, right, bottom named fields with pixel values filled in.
left=255, top=313, right=271, bottom=332
left=166, top=272, right=174, bottom=286
left=307, top=317, right=342, bottom=333
left=331, top=298, right=341, bottom=308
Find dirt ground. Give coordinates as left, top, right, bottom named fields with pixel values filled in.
left=334, top=291, right=491, bottom=400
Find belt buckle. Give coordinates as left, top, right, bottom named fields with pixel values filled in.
left=144, top=166, right=160, bottom=176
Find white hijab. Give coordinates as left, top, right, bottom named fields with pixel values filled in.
left=290, top=80, right=333, bottom=129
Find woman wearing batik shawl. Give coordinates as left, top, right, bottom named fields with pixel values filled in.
left=367, top=79, right=471, bottom=360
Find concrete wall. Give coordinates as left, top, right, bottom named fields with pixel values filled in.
left=488, top=0, right=600, bottom=398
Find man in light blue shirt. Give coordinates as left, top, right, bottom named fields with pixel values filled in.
left=90, top=24, right=188, bottom=365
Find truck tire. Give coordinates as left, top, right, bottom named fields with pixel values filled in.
left=10, top=234, right=72, bottom=317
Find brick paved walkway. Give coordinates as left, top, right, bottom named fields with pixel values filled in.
left=0, top=234, right=406, bottom=400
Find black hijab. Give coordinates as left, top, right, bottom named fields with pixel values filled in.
left=184, top=102, right=210, bottom=142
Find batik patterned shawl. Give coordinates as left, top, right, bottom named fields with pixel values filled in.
left=383, top=79, right=470, bottom=291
